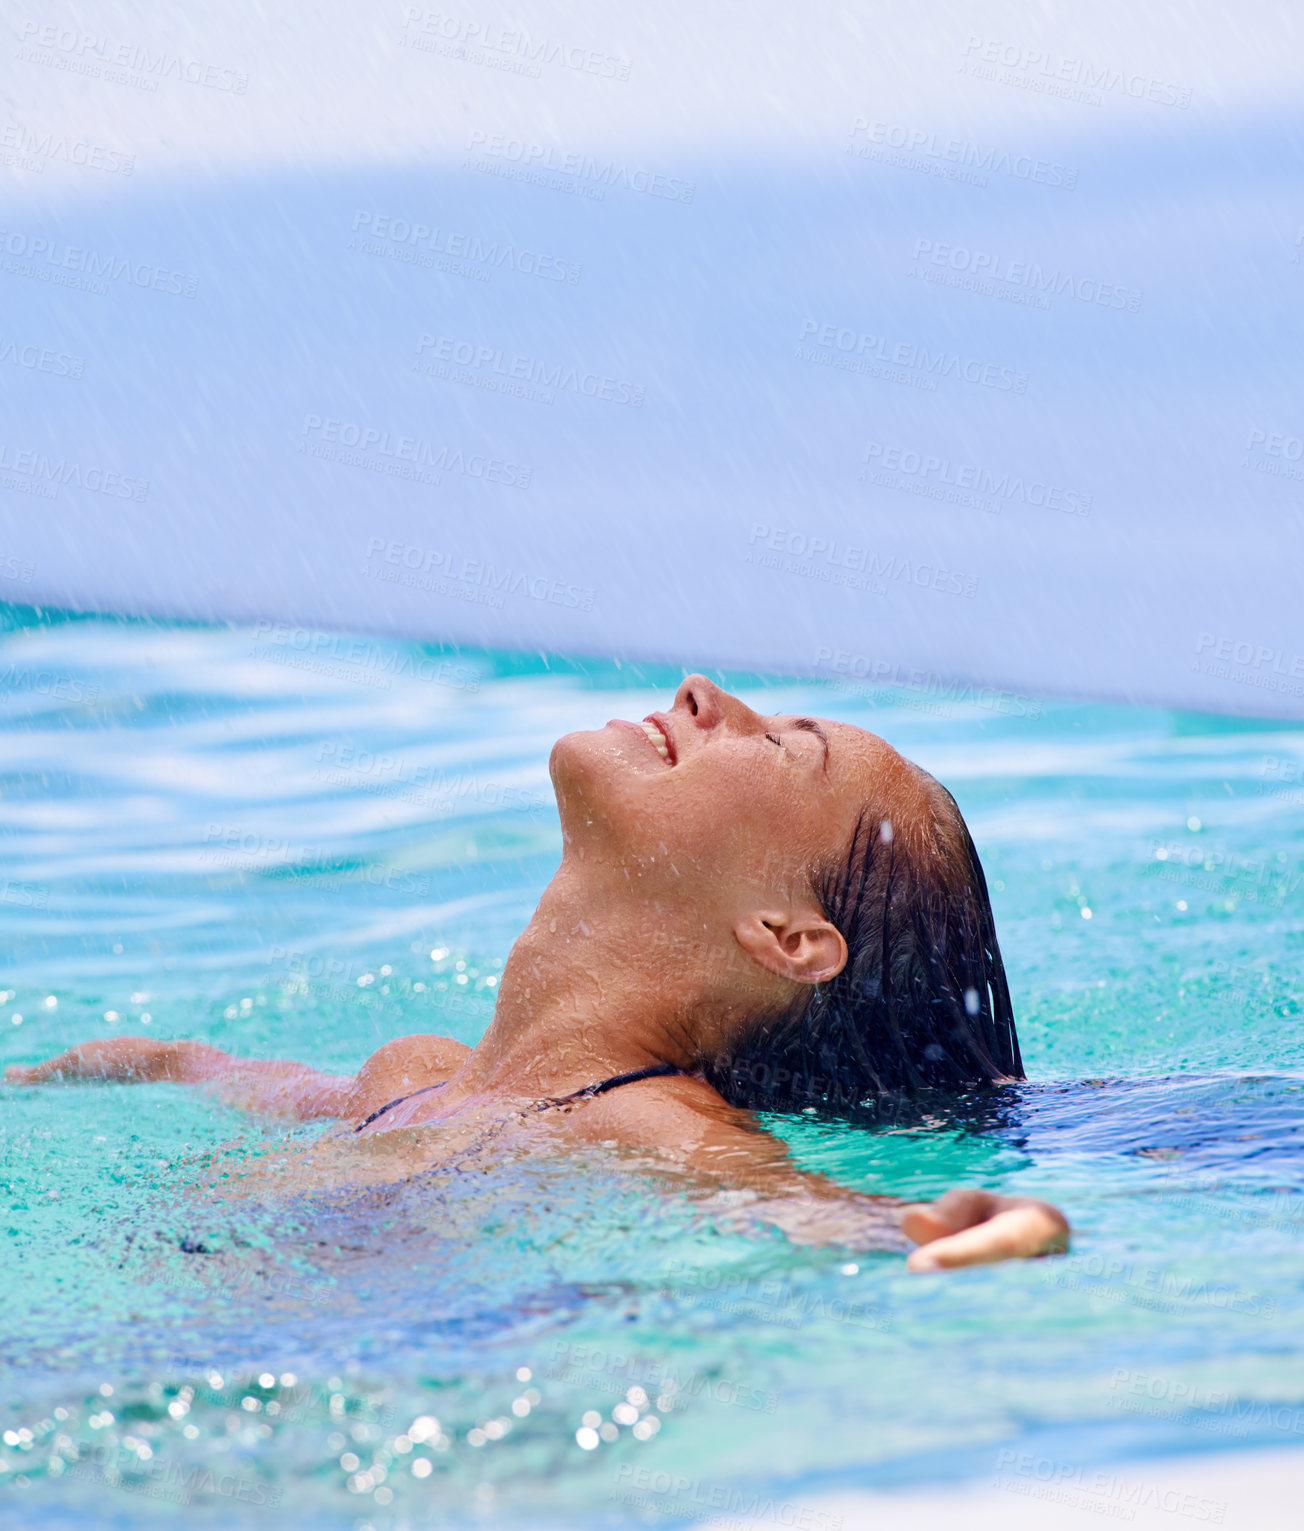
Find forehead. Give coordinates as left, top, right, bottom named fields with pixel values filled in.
left=814, top=716, right=930, bottom=824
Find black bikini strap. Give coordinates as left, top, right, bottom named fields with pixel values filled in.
left=353, top=1080, right=446, bottom=1133
left=354, top=1060, right=683, bottom=1133
left=533, top=1060, right=683, bottom=1112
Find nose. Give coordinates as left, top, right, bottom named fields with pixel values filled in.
left=672, top=674, right=764, bottom=736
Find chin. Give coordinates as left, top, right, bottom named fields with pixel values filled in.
left=548, top=725, right=652, bottom=839
left=551, top=724, right=625, bottom=784
left=549, top=726, right=600, bottom=781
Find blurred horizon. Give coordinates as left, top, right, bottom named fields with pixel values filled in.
left=1, top=1, right=1302, bottom=717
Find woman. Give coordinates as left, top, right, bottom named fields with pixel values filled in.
left=6, top=675, right=1068, bottom=1270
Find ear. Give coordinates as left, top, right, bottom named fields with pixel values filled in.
left=733, top=909, right=848, bottom=986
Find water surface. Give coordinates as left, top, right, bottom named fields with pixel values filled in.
left=2, top=610, right=1302, bottom=1527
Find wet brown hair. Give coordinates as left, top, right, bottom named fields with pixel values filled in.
left=703, top=779, right=1022, bottom=1116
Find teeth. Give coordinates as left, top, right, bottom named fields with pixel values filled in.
left=640, top=721, right=670, bottom=760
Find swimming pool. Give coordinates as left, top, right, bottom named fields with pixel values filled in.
left=2, top=607, right=1302, bottom=1528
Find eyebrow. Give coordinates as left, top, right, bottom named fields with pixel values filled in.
left=791, top=717, right=830, bottom=771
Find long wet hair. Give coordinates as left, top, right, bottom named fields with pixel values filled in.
left=703, top=778, right=1022, bottom=1119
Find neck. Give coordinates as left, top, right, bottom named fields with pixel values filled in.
left=450, top=871, right=705, bottom=1098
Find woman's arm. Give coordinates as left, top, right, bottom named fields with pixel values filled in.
left=4, top=1037, right=356, bottom=1119
left=569, top=1073, right=1069, bottom=1271
left=4, top=1033, right=469, bottom=1122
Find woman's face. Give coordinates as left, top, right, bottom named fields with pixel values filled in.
left=549, top=675, right=926, bottom=918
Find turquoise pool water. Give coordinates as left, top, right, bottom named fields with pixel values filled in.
left=1, top=607, right=1302, bottom=1529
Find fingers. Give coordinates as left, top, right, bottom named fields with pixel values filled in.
left=5, top=1062, right=51, bottom=1084
left=905, top=1203, right=1069, bottom=1272
left=6, top=1052, right=81, bottom=1084
left=898, top=1203, right=953, bottom=1245
left=901, top=1188, right=999, bottom=1242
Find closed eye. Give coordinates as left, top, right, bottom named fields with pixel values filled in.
left=791, top=717, right=830, bottom=771
left=765, top=722, right=828, bottom=770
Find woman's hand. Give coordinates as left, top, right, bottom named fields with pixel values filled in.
left=901, top=1187, right=1069, bottom=1271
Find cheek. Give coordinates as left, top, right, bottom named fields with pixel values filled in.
left=661, top=765, right=804, bottom=874
left=732, top=775, right=841, bottom=884
left=608, top=777, right=741, bottom=883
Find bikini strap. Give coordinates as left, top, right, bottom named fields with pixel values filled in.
left=532, top=1060, right=683, bottom=1112
left=354, top=1060, right=683, bottom=1133
left=353, top=1080, right=447, bottom=1133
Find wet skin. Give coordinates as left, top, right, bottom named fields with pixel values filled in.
left=5, top=676, right=1069, bottom=1271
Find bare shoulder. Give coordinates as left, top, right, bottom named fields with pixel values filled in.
left=562, top=1071, right=789, bottom=1170
left=558, top=1074, right=880, bottom=1217
left=346, top=1033, right=471, bottom=1114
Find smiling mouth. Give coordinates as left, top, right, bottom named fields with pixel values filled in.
left=639, top=718, right=674, bottom=763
